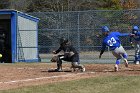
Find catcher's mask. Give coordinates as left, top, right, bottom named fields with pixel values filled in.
left=132, top=26, right=139, bottom=34
left=59, top=37, right=68, bottom=45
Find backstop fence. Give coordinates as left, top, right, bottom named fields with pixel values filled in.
left=29, top=10, right=140, bottom=63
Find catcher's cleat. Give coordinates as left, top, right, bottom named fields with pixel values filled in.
left=54, top=68, right=63, bottom=72
left=114, top=64, right=119, bottom=72
left=48, top=68, right=63, bottom=72
left=81, top=67, right=85, bottom=72
left=71, top=66, right=85, bottom=72
left=124, top=59, right=128, bottom=67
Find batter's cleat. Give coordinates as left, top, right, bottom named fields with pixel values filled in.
left=124, top=59, right=128, bottom=67
left=54, top=68, right=63, bottom=72
left=136, top=61, right=139, bottom=65
left=114, top=64, right=119, bottom=72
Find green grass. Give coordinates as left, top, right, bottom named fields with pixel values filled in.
left=1, top=75, right=140, bottom=93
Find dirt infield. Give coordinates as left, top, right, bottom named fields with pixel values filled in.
left=0, top=63, right=140, bottom=90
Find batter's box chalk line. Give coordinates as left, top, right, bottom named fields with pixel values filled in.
left=0, top=72, right=95, bottom=84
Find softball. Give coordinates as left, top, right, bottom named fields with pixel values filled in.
left=0, top=54, right=2, bottom=58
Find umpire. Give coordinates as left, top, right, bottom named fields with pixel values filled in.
left=0, top=26, right=5, bottom=63
left=130, top=26, right=140, bottom=64
left=53, top=37, right=85, bottom=72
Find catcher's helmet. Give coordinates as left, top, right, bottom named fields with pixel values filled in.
left=102, top=26, right=109, bottom=32
left=132, top=26, right=139, bottom=34
left=59, top=37, right=68, bottom=45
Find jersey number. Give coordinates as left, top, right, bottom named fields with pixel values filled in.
left=107, top=37, right=116, bottom=46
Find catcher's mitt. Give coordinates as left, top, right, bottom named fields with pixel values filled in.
left=50, top=56, right=58, bottom=62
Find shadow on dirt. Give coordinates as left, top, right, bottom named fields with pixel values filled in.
left=41, top=69, right=72, bottom=73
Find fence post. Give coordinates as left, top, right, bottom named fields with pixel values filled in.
left=77, top=12, right=80, bottom=52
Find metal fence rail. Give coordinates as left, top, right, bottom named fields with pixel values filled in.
left=29, top=10, right=140, bottom=63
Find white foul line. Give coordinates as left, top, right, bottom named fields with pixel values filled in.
left=0, top=72, right=95, bottom=84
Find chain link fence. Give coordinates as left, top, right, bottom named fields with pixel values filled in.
left=29, top=10, right=140, bottom=63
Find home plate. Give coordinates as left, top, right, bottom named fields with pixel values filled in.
left=47, top=68, right=72, bottom=72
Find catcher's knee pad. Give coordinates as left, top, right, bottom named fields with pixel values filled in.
left=72, top=62, right=79, bottom=67
left=72, top=62, right=83, bottom=69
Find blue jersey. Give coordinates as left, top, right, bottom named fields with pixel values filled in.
left=102, top=32, right=129, bottom=50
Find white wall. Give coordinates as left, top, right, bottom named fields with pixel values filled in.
left=17, top=15, right=38, bottom=61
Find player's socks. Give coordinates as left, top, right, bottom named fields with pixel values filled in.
left=114, top=64, right=119, bottom=72
left=124, top=59, right=128, bottom=67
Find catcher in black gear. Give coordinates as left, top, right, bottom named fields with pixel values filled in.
left=52, top=37, right=85, bottom=72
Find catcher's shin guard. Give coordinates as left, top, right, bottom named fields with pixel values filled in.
left=134, top=54, right=140, bottom=64
left=51, top=55, right=63, bottom=71
left=56, top=57, right=62, bottom=71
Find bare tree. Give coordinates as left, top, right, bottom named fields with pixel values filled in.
left=8, top=0, right=32, bottom=12
left=0, top=0, right=10, bottom=9
left=0, top=0, right=140, bottom=12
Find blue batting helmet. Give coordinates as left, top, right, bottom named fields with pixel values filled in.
left=132, top=26, right=139, bottom=31
left=132, top=26, right=139, bottom=34
left=102, top=26, right=109, bottom=32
